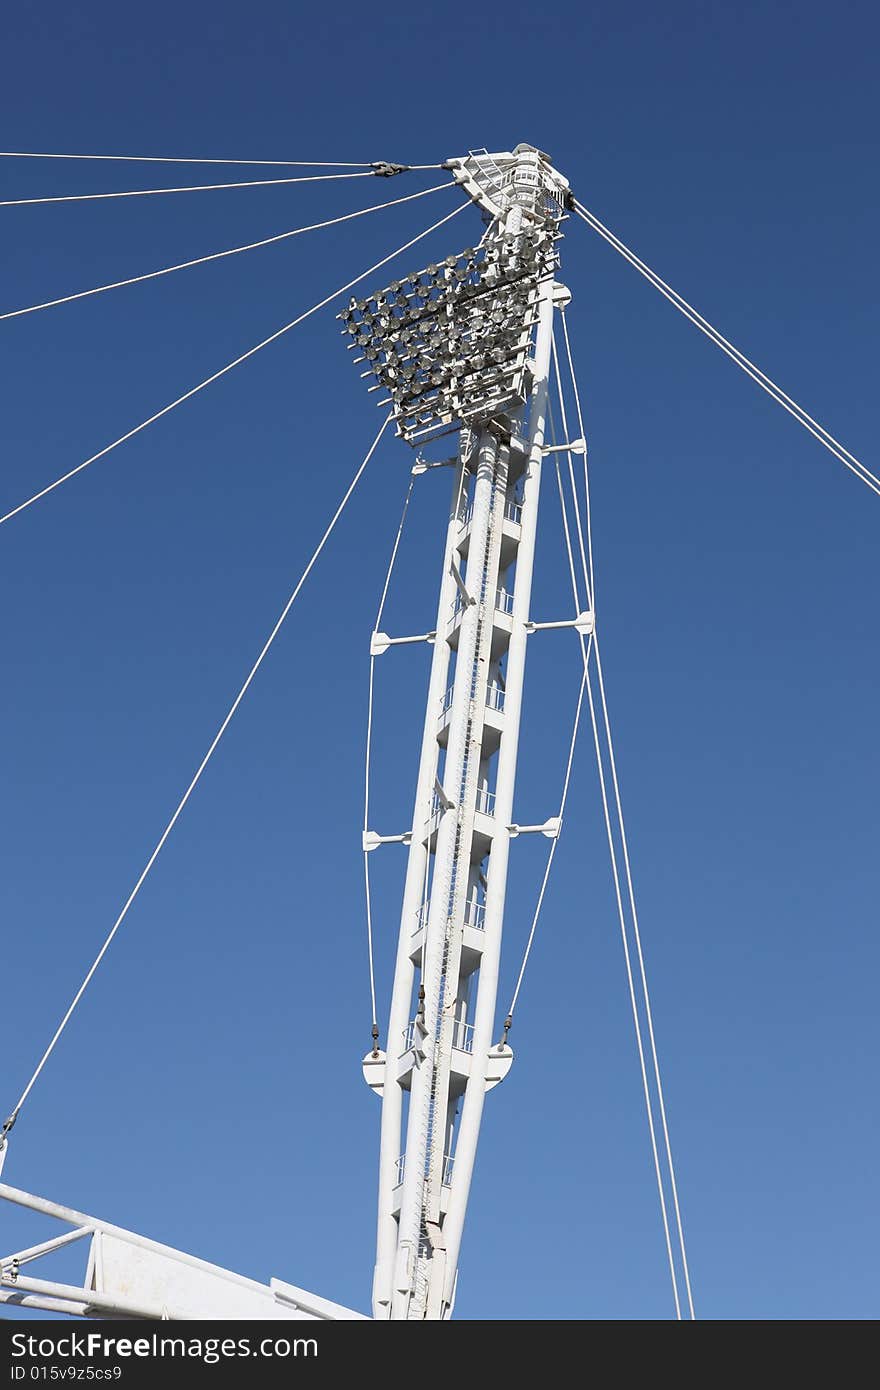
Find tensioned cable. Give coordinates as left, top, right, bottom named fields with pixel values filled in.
left=548, top=392, right=684, bottom=1315
left=506, top=647, right=589, bottom=1020
left=555, top=310, right=696, bottom=1317
left=580, top=647, right=683, bottom=1318
left=376, top=462, right=469, bottom=1042
left=0, top=181, right=453, bottom=323
left=590, top=629, right=696, bottom=1319
left=0, top=170, right=375, bottom=209
left=363, top=474, right=416, bottom=1036
left=504, top=398, right=591, bottom=1023
left=551, top=333, right=593, bottom=616
left=550, top=380, right=678, bottom=1312
left=559, top=312, right=596, bottom=609
left=573, top=200, right=880, bottom=500
left=0, top=152, right=375, bottom=167
left=0, top=152, right=445, bottom=170
left=0, top=197, right=468, bottom=528
left=0, top=414, right=392, bottom=1147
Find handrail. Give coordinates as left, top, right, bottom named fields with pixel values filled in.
left=475, top=786, right=496, bottom=816
left=401, top=1018, right=474, bottom=1055
left=459, top=498, right=521, bottom=528
left=413, top=899, right=486, bottom=935
left=451, top=588, right=513, bottom=620
left=464, top=900, right=486, bottom=929
left=439, top=685, right=506, bottom=716
left=394, top=1154, right=456, bottom=1187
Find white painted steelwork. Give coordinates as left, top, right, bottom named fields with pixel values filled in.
left=0, top=142, right=576, bottom=1327
left=365, top=145, right=573, bottom=1320
left=0, top=1183, right=365, bottom=1320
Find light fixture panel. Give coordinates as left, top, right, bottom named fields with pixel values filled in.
left=339, top=231, right=557, bottom=444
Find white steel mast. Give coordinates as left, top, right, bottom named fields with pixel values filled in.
left=0, top=144, right=581, bottom=1325
left=4, top=133, right=872, bottom=1326
left=356, top=146, right=574, bottom=1320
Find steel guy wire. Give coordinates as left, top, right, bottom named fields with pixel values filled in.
left=363, top=474, right=417, bottom=1034
left=573, top=200, right=880, bottom=501
left=0, top=198, right=469, bottom=528
left=0, top=415, right=392, bottom=1143
left=0, top=171, right=377, bottom=208
left=0, top=182, right=454, bottom=323
left=552, top=407, right=684, bottom=1318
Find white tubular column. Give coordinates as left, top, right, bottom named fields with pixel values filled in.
left=439, top=277, right=556, bottom=1309
left=392, top=428, right=499, bottom=1320
left=362, top=142, right=573, bottom=1322
left=372, top=458, right=465, bottom=1319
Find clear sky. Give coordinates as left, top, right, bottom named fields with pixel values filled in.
left=0, top=0, right=877, bottom=1322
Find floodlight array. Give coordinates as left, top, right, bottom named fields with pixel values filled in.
left=339, top=232, right=556, bottom=444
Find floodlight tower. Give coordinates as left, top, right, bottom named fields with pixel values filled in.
left=346, top=146, right=575, bottom=1320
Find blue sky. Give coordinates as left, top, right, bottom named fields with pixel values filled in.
left=0, top=0, right=877, bottom=1321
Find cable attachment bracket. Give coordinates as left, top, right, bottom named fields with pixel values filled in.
left=0, top=1111, right=17, bottom=1178
left=371, top=161, right=409, bottom=178
left=411, top=454, right=457, bottom=477
left=363, top=829, right=413, bottom=852
left=371, top=1022, right=380, bottom=1058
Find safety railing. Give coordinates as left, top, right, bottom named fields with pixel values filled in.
left=401, top=1018, right=474, bottom=1055
left=460, top=498, right=521, bottom=529
left=430, top=788, right=453, bottom=819
left=394, top=1154, right=456, bottom=1188
left=413, top=899, right=486, bottom=935
left=475, top=786, right=496, bottom=816
left=452, top=588, right=513, bottom=621
left=439, top=685, right=506, bottom=716
left=464, top=900, right=486, bottom=930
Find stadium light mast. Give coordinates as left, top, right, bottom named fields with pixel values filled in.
left=0, top=143, right=581, bottom=1326
left=351, top=145, right=576, bottom=1320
